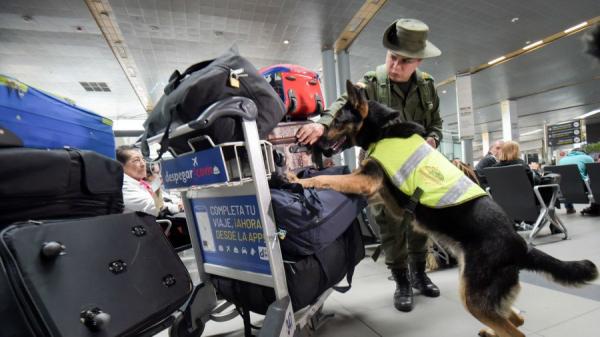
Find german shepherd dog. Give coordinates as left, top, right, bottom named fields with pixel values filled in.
left=289, top=80, right=598, bottom=337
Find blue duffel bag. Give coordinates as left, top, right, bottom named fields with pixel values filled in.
left=270, top=166, right=367, bottom=257
left=0, top=75, right=116, bottom=159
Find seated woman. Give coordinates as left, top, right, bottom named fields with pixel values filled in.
left=116, top=145, right=160, bottom=216
left=493, top=141, right=561, bottom=233
left=493, top=141, right=539, bottom=185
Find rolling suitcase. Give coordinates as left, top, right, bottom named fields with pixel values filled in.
left=260, top=64, right=325, bottom=120
left=0, top=212, right=193, bottom=337
left=267, top=121, right=316, bottom=173
left=0, top=148, right=124, bottom=227
left=0, top=75, right=116, bottom=159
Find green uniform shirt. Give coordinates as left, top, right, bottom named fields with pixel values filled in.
left=319, top=66, right=443, bottom=145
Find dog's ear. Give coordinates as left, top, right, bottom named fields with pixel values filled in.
left=346, top=80, right=368, bottom=119
left=346, top=80, right=359, bottom=107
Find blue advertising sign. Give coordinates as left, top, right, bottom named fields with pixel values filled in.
left=190, top=195, right=271, bottom=275
left=161, top=147, right=228, bottom=189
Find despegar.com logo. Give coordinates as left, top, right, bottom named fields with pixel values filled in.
left=194, top=166, right=213, bottom=177
left=164, top=170, right=193, bottom=184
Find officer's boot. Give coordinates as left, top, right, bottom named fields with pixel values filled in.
left=410, top=260, right=440, bottom=297
left=391, top=268, right=414, bottom=312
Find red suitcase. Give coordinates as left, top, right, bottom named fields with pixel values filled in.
left=260, top=64, right=325, bottom=120
left=267, top=121, right=316, bottom=173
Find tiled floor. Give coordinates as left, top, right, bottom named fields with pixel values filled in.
left=160, top=206, right=600, bottom=337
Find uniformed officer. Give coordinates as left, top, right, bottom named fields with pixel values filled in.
left=296, top=18, right=443, bottom=312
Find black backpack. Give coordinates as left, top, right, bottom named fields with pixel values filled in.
left=141, top=46, right=286, bottom=158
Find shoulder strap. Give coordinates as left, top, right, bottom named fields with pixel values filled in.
left=163, top=59, right=215, bottom=95
left=375, top=65, right=391, bottom=107
left=416, top=70, right=434, bottom=112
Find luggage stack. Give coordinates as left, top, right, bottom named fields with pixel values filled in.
left=0, top=77, right=193, bottom=337
left=144, top=87, right=365, bottom=336
left=212, top=166, right=366, bottom=315
left=141, top=51, right=364, bottom=335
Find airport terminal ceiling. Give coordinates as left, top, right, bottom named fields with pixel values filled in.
left=1, top=0, right=599, bottom=152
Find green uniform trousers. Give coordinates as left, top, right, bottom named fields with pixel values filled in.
left=371, top=203, right=428, bottom=269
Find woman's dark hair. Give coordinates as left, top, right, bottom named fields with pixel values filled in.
left=115, top=145, right=138, bottom=164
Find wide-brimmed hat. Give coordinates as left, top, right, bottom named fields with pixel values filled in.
left=382, top=18, right=441, bottom=59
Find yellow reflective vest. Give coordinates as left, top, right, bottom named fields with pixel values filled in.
left=367, top=135, right=487, bottom=208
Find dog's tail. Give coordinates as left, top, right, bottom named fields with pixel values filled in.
left=522, top=247, right=598, bottom=286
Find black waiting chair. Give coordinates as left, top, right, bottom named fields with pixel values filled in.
left=484, top=165, right=567, bottom=244
left=585, top=163, right=600, bottom=203
left=544, top=165, right=592, bottom=204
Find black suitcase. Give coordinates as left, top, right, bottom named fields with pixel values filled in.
left=0, top=212, right=192, bottom=337
left=0, top=147, right=124, bottom=227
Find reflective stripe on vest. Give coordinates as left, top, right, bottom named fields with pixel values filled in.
left=393, top=143, right=432, bottom=187
left=368, top=135, right=487, bottom=208
left=437, top=174, right=473, bottom=207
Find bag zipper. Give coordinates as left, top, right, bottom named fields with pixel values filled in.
left=281, top=196, right=352, bottom=234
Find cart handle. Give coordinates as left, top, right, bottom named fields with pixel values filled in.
left=161, top=96, right=257, bottom=142
left=143, top=97, right=258, bottom=154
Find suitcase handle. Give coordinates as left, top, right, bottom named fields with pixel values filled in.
left=289, top=144, right=310, bottom=153
left=142, top=97, right=258, bottom=159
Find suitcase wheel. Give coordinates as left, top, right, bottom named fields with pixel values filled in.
left=80, top=307, right=111, bottom=331
left=170, top=313, right=204, bottom=337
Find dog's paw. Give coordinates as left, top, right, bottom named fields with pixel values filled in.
left=509, top=310, right=525, bottom=327
left=478, top=327, right=498, bottom=337
left=298, top=179, right=316, bottom=189
left=286, top=172, right=299, bottom=183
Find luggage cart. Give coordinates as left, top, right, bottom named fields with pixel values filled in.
left=145, top=97, right=332, bottom=337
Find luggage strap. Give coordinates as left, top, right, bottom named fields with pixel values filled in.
left=141, top=111, right=173, bottom=161
left=332, top=224, right=359, bottom=294
left=331, top=216, right=368, bottom=294
left=375, top=65, right=391, bottom=107
left=371, top=187, right=423, bottom=262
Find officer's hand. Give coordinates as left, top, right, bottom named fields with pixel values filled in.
left=296, top=123, right=325, bottom=145
left=426, top=137, right=437, bottom=149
